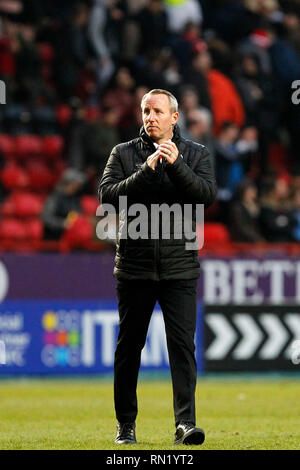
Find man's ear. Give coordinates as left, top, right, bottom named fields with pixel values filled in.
left=172, top=112, right=179, bottom=125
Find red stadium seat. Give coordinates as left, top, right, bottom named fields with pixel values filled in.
left=42, top=135, right=64, bottom=159
left=26, top=218, right=44, bottom=240
left=0, top=217, right=43, bottom=241
left=26, top=161, right=55, bottom=191
left=0, top=134, right=15, bottom=158
left=12, top=192, right=44, bottom=218
left=81, top=195, right=100, bottom=215
left=0, top=218, right=27, bottom=240
left=15, top=135, right=43, bottom=158
left=204, top=223, right=231, bottom=243
left=1, top=164, right=30, bottom=190
left=1, top=192, right=43, bottom=218
left=1, top=196, right=16, bottom=217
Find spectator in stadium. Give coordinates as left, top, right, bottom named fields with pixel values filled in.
left=15, top=24, right=40, bottom=80
left=163, top=0, right=203, bottom=36
left=173, top=21, right=204, bottom=71
left=243, top=0, right=281, bottom=18
left=135, top=0, right=168, bottom=57
left=121, top=85, right=146, bottom=141
left=258, top=174, right=296, bottom=242
left=64, top=97, right=87, bottom=171
left=283, top=12, right=300, bottom=58
left=105, top=0, right=129, bottom=60
left=137, top=48, right=182, bottom=98
left=13, top=23, right=55, bottom=106
left=188, top=46, right=245, bottom=135
left=214, top=121, right=241, bottom=203
left=102, top=66, right=136, bottom=134
left=201, top=0, right=261, bottom=44
left=182, top=44, right=211, bottom=111
left=160, top=49, right=182, bottom=96
left=237, top=28, right=273, bottom=76
left=42, top=168, right=86, bottom=240
left=84, top=105, right=120, bottom=178
left=185, top=107, right=213, bottom=143
left=235, top=53, right=279, bottom=132
left=234, top=51, right=279, bottom=171
left=53, top=2, right=91, bottom=100
left=228, top=178, right=264, bottom=242
left=265, top=23, right=300, bottom=170
left=88, top=0, right=115, bottom=90
left=185, top=107, right=215, bottom=168
left=0, top=19, right=18, bottom=81
left=99, top=88, right=216, bottom=445
left=177, top=85, right=201, bottom=135
left=235, top=125, right=259, bottom=176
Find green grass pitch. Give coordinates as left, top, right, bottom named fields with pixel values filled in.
left=0, top=376, right=300, bottom=450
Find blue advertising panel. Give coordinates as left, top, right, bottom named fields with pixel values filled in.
left=0, top=300, right=203, bottom=375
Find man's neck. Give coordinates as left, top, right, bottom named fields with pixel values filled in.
left=151, top=132, right=174, bottom=145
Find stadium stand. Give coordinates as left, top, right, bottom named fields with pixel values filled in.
left=0, top=0, right=300, bottom=253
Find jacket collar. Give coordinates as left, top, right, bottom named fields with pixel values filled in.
left=139, top=124, right=182, bottom=149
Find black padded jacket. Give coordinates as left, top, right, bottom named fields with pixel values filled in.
left=98, top=125, right=217, bottom=280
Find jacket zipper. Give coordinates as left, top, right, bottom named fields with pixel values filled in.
left=146, top=141, right=162, bottom=280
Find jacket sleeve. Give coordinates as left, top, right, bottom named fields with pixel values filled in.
left=98, top=145, right=159, bottom=206
left=165, top=146, right=217, bottom=207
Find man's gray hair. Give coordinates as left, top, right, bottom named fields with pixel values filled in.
left=141, top=89, right=178, bottom=113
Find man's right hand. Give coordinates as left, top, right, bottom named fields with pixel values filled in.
left=146, top=150, right=161, bottom=170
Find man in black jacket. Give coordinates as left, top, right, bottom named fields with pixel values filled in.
left=99, top=89, right=217, bottom=445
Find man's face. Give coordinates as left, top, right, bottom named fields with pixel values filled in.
left=142, top=94, right=179, bottom=144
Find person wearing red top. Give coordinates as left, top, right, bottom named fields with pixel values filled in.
left=189, top=47, right=245, bottom=135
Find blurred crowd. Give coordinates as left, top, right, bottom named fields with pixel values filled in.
left=1, top=0, right=300, bottom=245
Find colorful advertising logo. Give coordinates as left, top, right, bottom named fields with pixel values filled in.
left=41, top=310, right=81, bottom=367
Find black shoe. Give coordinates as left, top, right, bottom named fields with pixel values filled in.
left=115, top=422, right=137, bottom=444
left=174, top=422, right=205, bottom=445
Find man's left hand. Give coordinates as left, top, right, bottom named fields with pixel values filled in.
left=158, top=141, right=179, bottom=164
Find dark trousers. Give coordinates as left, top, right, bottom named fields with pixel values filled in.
left=114, top=278, right=198, bottom=427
